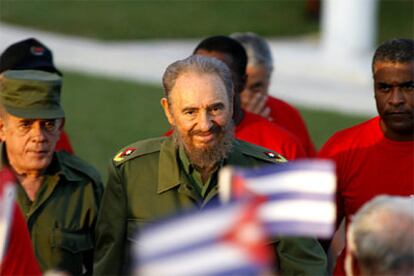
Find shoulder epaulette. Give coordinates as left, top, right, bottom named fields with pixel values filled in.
left=113, top=136, right=167, bottom=165
left=236, top=139, right=287, bottom=163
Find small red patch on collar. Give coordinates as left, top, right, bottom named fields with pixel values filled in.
left=114, top=147, right=137, bottom=162
left=120, top=148, right=136, bottom=157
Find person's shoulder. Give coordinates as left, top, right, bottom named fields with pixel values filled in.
left=318, top=117, right=379, bottom=156
left=268, top=96, right=297, bottom=111
left=328, top=117, right=378, bottom=143
left=247, top=111, right=300, bottom=141
left=56, top=151, right=102, bottom=187
left=233, top=139, right=287, bottom=164
left=112, top=136, right=168, bottom=166
left=267, top=96, right=302, bottom=116
left=242, top=111, right=279, bottom=132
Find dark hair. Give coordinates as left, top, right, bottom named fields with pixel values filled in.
left=372, top=38, right=414, bottom=72
left=193, top=36, right=247, bottom=93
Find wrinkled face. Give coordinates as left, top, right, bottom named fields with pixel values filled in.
left=0, top=114, right=62, bottom=175
left=195, top=49, right=243, bottom=118
left=241, top=65, right=270, bottom=108
left=161, top=71, right=234, bottom=167
left=374, top=61, right=414, bottom=140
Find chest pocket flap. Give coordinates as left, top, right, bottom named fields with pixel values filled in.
left=54, top=230, right=93, bottom=254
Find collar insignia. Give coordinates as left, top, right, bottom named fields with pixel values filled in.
left=114, top=147, right=137, bottom=162
left=264, top=151, right=287, bottom=162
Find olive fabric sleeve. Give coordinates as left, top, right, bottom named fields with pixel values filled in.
left=93, top=160, right=128, bottom=274
left=274, top=237, right=328, bottom=275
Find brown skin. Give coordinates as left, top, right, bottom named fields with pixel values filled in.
left=194, top=49, right=245, bottom=125
left=374, top=61, right=414, bottom=141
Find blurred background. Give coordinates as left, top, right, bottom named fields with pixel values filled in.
left=0, top=0, right=413, bottom=180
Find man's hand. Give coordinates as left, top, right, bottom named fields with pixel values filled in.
left=241, top=92, right=272, bottom=121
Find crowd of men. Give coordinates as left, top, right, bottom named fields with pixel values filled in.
left=0, top=34, right=413, bottom=276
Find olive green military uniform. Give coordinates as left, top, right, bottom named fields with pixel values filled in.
left=94, top=136, right=327, bottom=274
left=0, top=144, right=103, bottom=274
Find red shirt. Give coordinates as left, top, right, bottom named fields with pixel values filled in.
left=56, top=130, right=74, bottom=154
left=0, top=204, right=42, bottom=275
left=267, top=96, right=316, bottom=157
left=236, top=111, right=306, bottom=160
left=318, top=116, right=414, bottom=275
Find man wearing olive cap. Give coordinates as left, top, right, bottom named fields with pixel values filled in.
left=0, top=70, right=103, bottom=275
left=0, top=37, right=74, bottom=154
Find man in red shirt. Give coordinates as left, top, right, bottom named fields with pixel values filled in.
left=193, top=36, right=306, bottom=160
left=0, top=38, right=74, bottom=154
left=318, top=38, right=414, bottom=275
left=231, top=32, right=316, bottom=157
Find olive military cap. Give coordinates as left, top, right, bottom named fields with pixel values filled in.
left=0, top=70, right=64, bottom=119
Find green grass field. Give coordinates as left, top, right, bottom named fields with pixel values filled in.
left=1, top=0, right=412, bottom=42
left=0, top=1, right=319, bottom=40
left=61, top=71, right=368, bottom=181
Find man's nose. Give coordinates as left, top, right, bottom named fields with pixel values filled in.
left=198, top=111, right=213, bottom=131
left=30, top=122, right=48, bottom=141
left=389, top=88, right=405, bottom=106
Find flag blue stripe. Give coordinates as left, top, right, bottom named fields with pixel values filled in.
left=266, top=192, right=334, bottom=202
left=264, top=220, right=334, bottom=238
left=210, top=263, right=271, bottom=276
left=136, top=236, right=220, bottom=265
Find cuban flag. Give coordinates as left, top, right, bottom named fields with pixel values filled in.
left=132, top=198, right=273, bottom=276
left=219, top=160, right=336, bottom=238
left=0, top=168, right=17, bottom=263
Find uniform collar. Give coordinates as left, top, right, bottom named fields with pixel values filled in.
left=157, top=137, right=181, bottom=193
left=178, top=145, right=193, bottom=176
left=54, top=152, right=82, bottom=181
left=224, top=140, right=244, bottom=165
left=157, top=137, right=237, bottom=194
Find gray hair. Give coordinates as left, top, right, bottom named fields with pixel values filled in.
left=162, top=55, right=234, bottom=105
left=230, top=32, right=273, bottom=76
left=348, top=195, right=414, bottom=275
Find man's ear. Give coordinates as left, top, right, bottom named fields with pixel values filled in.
left=345, top=227, right=361, bottom=276
left=160, top=97, right=175, bottom=126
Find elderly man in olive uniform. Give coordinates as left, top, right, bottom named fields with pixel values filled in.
left=94, top=55, right=327, bottom=274
left=0, top=70, right=103, bottom=274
